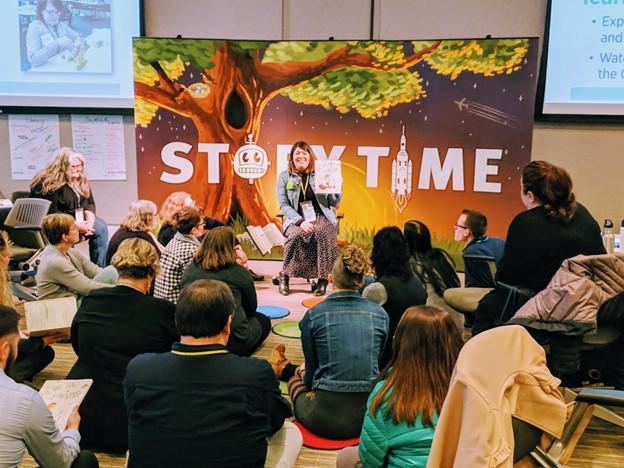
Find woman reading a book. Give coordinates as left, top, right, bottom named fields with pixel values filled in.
left=181, top=226, right=270, bottom=356
left=276, top=141, right=342, bottom=296
left=67, top=238, right=178, bottom=453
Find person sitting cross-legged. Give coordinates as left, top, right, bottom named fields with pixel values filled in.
left=67, top=238, right=178, bottom=453
left=271, top=244, right=389, bottom=440
left=336, top=306, right=463, bottom=468
left=0, top=304, right=99, bottom=468
left=181, top=226, right=270, bottom=356
left=154, top=206, right=204, bottom=304
left=36, top=213, right=113, bottom=300
left=124, top=279, right=301, bottom=468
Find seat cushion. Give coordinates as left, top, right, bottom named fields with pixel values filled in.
left=444, top=287, right=493, bottom=313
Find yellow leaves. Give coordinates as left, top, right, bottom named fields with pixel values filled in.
left=425, top=38, right=529, bottom=80
left=134, top=52, right=185, bottom=86
left=134, top=98, right=159, bottom=127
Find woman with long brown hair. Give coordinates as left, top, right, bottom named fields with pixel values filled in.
left=472, top=160, right=605, bottom=334
left=180, top=226, right=270, bottom=356
left=30, top=147, right=109, bottom=266
left=337, top=306, right=463, bottom=468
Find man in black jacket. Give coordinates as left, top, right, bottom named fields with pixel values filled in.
left=123, top=279, right=300, bottom=468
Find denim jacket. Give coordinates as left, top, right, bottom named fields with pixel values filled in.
left=299, top=290, right=389, bottom=393
left=277, top=170, right=342, bottom=231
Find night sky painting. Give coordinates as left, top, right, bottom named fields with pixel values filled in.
left=134, top=38, right=538, bottom=241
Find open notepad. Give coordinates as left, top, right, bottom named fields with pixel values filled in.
left=39, top=379, right=93, bottom=431
left=245, top=222, right=285, bottom=256
left=24, top=296, right=77, bottom=337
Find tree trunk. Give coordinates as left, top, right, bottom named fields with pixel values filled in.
left=187, top=43, right=277, bottom=226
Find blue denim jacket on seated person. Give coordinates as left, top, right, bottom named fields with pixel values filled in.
left=299, top=290, right=389, bottom=393
left=277, top=170, right=342, bottom=232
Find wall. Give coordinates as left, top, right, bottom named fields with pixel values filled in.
left=1, top=0, right=621, bottom=225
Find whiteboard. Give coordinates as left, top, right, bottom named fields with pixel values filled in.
left=8, top=114, right=60, bottom=180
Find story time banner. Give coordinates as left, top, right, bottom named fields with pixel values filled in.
left=133, top=38, right=538, bottom=248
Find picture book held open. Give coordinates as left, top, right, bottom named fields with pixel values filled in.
left=24, top=296, right=77, bottom=337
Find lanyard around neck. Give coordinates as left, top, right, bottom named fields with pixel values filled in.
left=300, top=175, right=310, bottom=201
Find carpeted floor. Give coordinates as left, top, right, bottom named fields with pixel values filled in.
left=16, top=259, right=624, bottom=467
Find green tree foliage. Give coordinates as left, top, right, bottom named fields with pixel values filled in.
left=133, top=38, right=529, bottom=123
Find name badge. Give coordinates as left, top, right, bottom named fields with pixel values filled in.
left=300, top=201, right=316, bottom=222
left=75, top=208, right=85, bottom=224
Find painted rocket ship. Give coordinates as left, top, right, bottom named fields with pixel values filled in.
left=391, top=125, right=412, bottom=213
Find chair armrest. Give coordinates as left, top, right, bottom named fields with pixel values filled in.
left=4, top=225, right=42, bottom=232
left=576, top=388, right=624, bottom=407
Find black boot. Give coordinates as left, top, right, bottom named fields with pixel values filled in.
left=314, top=278, right=328, bottom=296
left=249, top=269, right=264, bottom=281
left=278, top=273, right=290, bottom=296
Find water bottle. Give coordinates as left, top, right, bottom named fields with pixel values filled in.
left=603, top=219, right=615, bottom=254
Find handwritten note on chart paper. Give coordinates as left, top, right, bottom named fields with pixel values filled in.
left=71, top=114, right=126, bottom=180
left=8, top=115, right=60, bottom=180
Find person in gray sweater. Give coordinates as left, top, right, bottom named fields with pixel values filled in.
left=36, top=214, right=112, bottom=300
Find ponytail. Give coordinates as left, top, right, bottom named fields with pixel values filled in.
left=522, top=161, right=576, bottom=222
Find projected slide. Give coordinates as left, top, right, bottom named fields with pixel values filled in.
left=542, top=0, right=624, bottom=116
left=0, top=0, right=141, bottom=110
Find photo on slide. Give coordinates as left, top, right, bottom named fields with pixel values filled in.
left=18, top=0, right=113, bottom=73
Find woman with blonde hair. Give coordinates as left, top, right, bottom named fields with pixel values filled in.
left=105, top=199, right=163, bottom=265
left=271, top=245, right=389, bottom=439
left=30, top=146, right=109, bottom=266
left=68, top=238, right=178, bottom=453
left=181, top=226, right=270, bottom=356
left=157, top=191, right=194, bottom=246
left=337, top=306, right=463, bottom=467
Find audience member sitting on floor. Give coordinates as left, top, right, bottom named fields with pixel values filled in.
left=156, top=191, right=194, bottom=247
left=0, top=304, right=99, bottom=468
left=124, top=279, right=300, bottom=468
left=453, top=209, right=504, bottom=287
left=363, top=226, right=427, bottom=369
left=106, top=200, right=164, bottom=266
left=30, top=147, right=109, bottom=267
left=67, top=238, right=178, bottom=453
left=473, top=161, right=605, bottom=335
left=271, top=244, right=389, bottom=439
left=0, top=230, right=61, bottom=383
left=336, top=305, right=463, bottom=468
left=203, top=216, right=265, bottom=282
left=36, top=214, right=112, bottom=300
left=181, top=226, right=270, bottom=356
left=154, top=206, right=204, bottom=303
left=403, top=220, right=463, bottom=330
left=277, top=141, right=342, bottom=297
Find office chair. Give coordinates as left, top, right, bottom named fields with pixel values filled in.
left=4, top=198, right=51, bottom=301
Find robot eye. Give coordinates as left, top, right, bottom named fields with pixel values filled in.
left=242, top=152, right=250, bottom=163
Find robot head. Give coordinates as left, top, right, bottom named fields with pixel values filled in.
left=233, top=134, right=270, bottom=181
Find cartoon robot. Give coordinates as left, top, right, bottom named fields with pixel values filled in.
left=233, top=134, right=270, bottom=184
left=391, top=126, right=412, bottom=213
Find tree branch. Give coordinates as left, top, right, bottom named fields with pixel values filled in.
left=134, top=81, right=192, bottom=118
left=256, top=40, right=443, bottom=93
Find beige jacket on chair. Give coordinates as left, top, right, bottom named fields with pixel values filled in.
left=427, top=326, right=567, bottom=468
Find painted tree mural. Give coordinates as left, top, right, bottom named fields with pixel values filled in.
left=134, top=39, right=529, bottom=226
